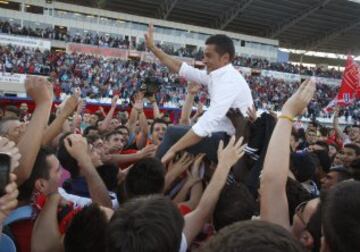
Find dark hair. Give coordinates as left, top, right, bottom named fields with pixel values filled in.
left=18, top=147, right=55, bottom=201
left=306, top=202, right=321, bottom=252
left=83, top=125, right=98, bottom=137
left=213, top=183, right=256, bottom=231
left=205, top=34, right=235, bottom=61
left=106, top=195, right=184, bottom=252
left=57, top=132, right=80, bottom=178
left=64, top=204, right=108, bottom=252
left=86, top=134, right=101, bottom=145
left=314, top=141, right=329, bottom=153
left=344, top=143, right=360, bottom=156
left=322, top=181, right=360, bottom=252
left=291, top=129, right=300, bottom=142
left=103, top=130, right=122, bottom=141
left=199, top=220, right=305, bottom=252
left=118, top=158, right=165, bottom=202
left=150, top=118, right=168, bottom=134
left=115, top=125, right=129, bottom=135
left=350, top=158, right=360, bottom=180
left=286, top=177, right=313, bottom=225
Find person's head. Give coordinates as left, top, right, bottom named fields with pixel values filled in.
left=108, top=118, right=120, bottom=132
left=328, top=144, right=338, bottom=159
left=104, top=130, right=126, bottom=152
left=64, top=204, right=114, bottom=252
left=19, top=103, right=28, bottom=113
left=291, top=130, right=300, bottom=152
left=333, top=151, right=344, bottom=166
left=308, top=121, right=318, bottom=132
left=321, top=181, right=360, bottom=252
left=57, top=133, right=82, bottom=178
left=343, top=143, right=360, bottom=168
left=18, top=147, right=61, bottom=202
left=350, top=158, right=360, bottom=180
left=4, top=105, right=21, bottom=119
left=320, top=166, right=352, bottom=191
left=309, top=141, right=329, bottom=153
left=213, top=183, right=256, bottom=231
left=106, top=195, right=184, bottom=252
left=117, top=158, right=165, bottom=203
left=349, top=125, right=360, bottom=142
left=203, top=34, right=235, bottom=74
left=83, top=125, right=99, bottom=137
left=150, top=118, right=168, bottom=145
left=0, top=117, right=27, bottom=143
left=83, top=112, right=91, bottom=124
left=115, top=125, right=130, bottom=144
left=117, top=111, right=128, bottom=125
left=89, top=114, right=99, bottom=126
left=286, top=177, right=313, bottom=225
left=290, top=152, right=316, bottom=183
left=292, top=198, right=320, bottom=244
left=200, top=220, right=305, bottom=252
left=306, top=130, right=318, bottom=145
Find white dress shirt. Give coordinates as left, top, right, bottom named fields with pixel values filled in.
left=179, top=62, right=253, bottom=137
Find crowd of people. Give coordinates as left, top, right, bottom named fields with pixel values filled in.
left=0, top=24, right=360, bottom=252
left=0, top=20, right=343, bottom=79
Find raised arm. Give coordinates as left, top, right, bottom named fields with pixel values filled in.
left=64, top=134, right=112, bottom=208
left=42, top=95, right=79, bottom=146
left=260, top=79, right=316, bottom=230
left=134, top=94, right=150, bottom=150
left=183, top=136, right=245, bottom=245
left=332, top=107, right=345, bottom=141
left=98, top=95, right=119, bottom=133
left=148, top=95, right=161, bottom=119
left=31, top=193, right=64, bottom=252
left=16, top=76, right=53, bottom=185
left=145, top=24, right=182, bottom=73
left=179, top=82, right=201, bottom=126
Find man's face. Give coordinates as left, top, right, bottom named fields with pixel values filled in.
left=202, top=44, right=229, bottom=74
left=105, top=134, right=126, bottom=152
left=3, top=120, right=26, bottom=143
left=118, top=128, right=129, bottom=144
left=343, top=147, right=357, bottom=167
left=321, top=171, right=340, bottom=191
left=39, top=155, right=62, bottom=195
left=152, top=123, right=167, bottom=145
left=89, top=114, right=99, bottom=126
left=20, top=103, right=28, bottom=113
left=333, top=152, right=344, bottom=166
left=110, top=118, right=120, bottom=131
left=83, top=113, right=91, bottom=124
left=87, top=129, right=99, bottom=137
left=306, top=131, right=318, bottom=145
left=349, top=127, right=360, bottom=142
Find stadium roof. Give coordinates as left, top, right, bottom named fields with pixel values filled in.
left=58, top=0, right=360, bottom=54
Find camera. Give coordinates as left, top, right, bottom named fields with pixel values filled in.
left=139, top=76, right=162, bottom=97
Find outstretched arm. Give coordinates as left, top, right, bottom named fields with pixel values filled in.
left=260, top=79, right=316, bottom=230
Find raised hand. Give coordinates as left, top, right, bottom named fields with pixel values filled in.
left=217, top=136, right=246, bottom=169
left=167, top=152, right=194, bottom=172
left=25, top=76, right=53, bottom=105
left=0, top=173, right=18, bottom=224
left=188, top=82, right=201, bottom=95
left=111, top=95, right=119, bottom=108
left=281, top=78, right=316, bottom=118
left=64, top=134, right=89, bottom=161
left=62, top=95, right=80, bottom=117
left=144, top=24, right=155, bottom=50
left=139, top=144, right=158, bottom=158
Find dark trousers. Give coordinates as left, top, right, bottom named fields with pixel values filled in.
left=156, top=125, right=229, bottom=163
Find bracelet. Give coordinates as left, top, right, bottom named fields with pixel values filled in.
left=278, top=114, right=295, bottom=123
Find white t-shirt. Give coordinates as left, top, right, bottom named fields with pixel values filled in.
left=179, top=233, right=188, bottom=252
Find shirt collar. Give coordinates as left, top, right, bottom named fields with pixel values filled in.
left=209, top=63, right=233, bottom=77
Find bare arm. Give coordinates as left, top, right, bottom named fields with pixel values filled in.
left=332, top=107, right=345, bottom=141
left=260, top=79, right=316, bottom=231
left=16, top=76, right=53, bottom=185
left=107, top=144, right=157, bottom=165
left=98, top=96, right=118, bottom=132
left=145, top=24, right=182, bottom=73
left=183, top=136, right=245, bottom=245
left=179, top=82, right=200, bottom=125
left=64, top=134, right=112, bottom=208
left=136, top=111, right=149, bottom=150
left=127, top=107, right=138, bottom=136
left=173, top=180, right=195, bottom=204
left=164, top=153, right=194, bottom=192
left=31, top=193, right=64, bottom=252
left=148, top=95, right=161, bottom=119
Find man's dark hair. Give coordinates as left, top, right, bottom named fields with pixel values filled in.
left=106, top=195, right=184, bottom=252
left=117, top=158, right=165, bottom=203
left=199, top=220, right=305, bottom=252
left=18, top=147, right=55, bottom=201
left=329, top=166, right=352, bottom=182
left=344, top=143, right=360, bottom=156
left=57, top=132, right=79, bottom=178
left=205, top=34, right=235, bottom=61
left=103, top=130, right=122, bottom=141
left=83, top=125, right=98, bottom=137
left=322, top=181, right=360, bottom=252
left=86, top=134, right=101, bottom=145
left=314, top=141, right=329, bottom=152
left=150, top=118, right=168, bottom=134
left=286, top=177, right=313, bottom=225
left=213, top=183, right=256, bottom=231
left=64, top=204, right=107, bottom=252
left=115, top=125, right=129, bottom=134
left=350, top=158, right=360, bottom=180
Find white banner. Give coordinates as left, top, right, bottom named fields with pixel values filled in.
left=0, top=34, right=51, bottom=51
left=0, top=72, right=26, bottom=93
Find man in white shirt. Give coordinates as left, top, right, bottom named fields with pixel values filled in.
left=144, top=24, right=253, bottom=163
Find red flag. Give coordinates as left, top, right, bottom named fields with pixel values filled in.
left=336, top=55, right=360, bottom=106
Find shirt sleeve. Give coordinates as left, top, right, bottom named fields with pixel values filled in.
left=192, top=81, right=240, bottom=137
left=179, top=62, right=208, bottom=86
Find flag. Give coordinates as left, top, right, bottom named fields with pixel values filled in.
left=336, top=55, right=360, bottom=106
